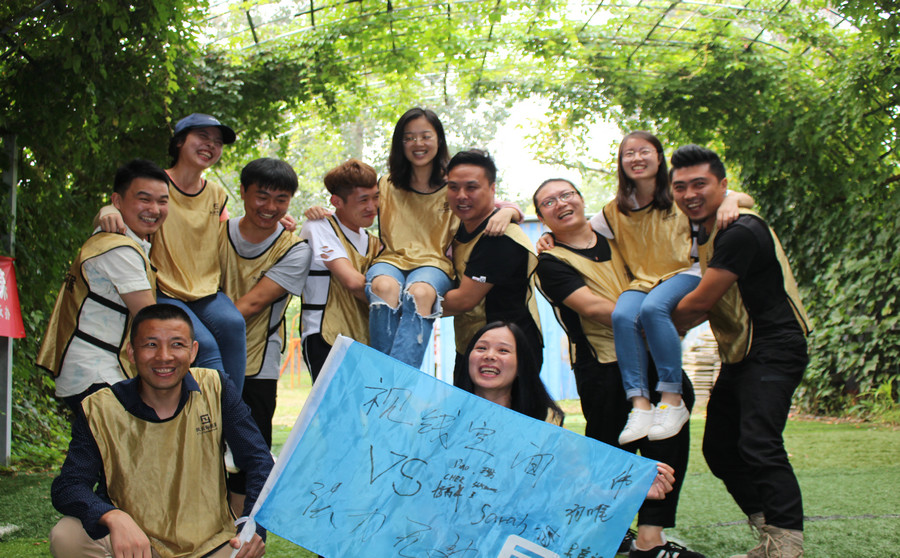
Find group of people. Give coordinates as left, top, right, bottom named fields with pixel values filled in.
left=37, top=108, right=809, bottom=558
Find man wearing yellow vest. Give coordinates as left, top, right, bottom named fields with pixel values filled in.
left=299, top=159, right=380, bottom=380
left=50, top=304, right=273, bottom=558
left=37, top=159, right=169, bottom=411
left=533, top=178, right=703, bottom=558
left=441, top=150, right=542, bottom=386
left=219, top=158, right=311, bottom=500
left=671, top=145, right=810, bottom=558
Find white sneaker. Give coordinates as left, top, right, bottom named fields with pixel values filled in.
left=618, top=408, right=655, bottom=445
left=648, top=402, right=690, bottom=441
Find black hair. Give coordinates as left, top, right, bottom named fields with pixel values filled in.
left=240, top=158, right=298, bottom=195
left=388, top=108, right=449, bottom=191
left=113, top=159, right=168, bottom=196
left=669, top=144, right=727, bottom=180
left=130, top=304, right=195, bottom=345
left=615, top=131, right=671, bottom=215
left=167, top=131, right=188, bottom=167
left=459, top=321, right=564, bottom=424
left=532, top=178, right=582, bottom=219
left=447, top=149, right=497, bottom=184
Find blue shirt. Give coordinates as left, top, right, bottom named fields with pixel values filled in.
left=51, top=370, right=273, bottom=540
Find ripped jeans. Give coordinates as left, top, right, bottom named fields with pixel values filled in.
left=365, top=263, right=453, bottom=368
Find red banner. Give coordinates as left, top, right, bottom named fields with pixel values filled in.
left=0, top=256, right=25, bottom=338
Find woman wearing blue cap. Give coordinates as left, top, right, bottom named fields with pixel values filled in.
left=99, top=114, right=248, bottom=393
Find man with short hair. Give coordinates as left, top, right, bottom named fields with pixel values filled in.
left=534, top=178, right=702, bottom=558
left=671, top=145, right=810, bottom=558
left=442, top=150, right=542, bottom=385
left=299, top=158, right=381, bottom=380
left=50, top=303, right=273, bottom=558
left=219, top=157, right=311, bottom=498
left=38, top=159, right=169, bottom=410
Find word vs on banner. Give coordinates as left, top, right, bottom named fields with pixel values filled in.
left=248, top=337, right=657, bottom=558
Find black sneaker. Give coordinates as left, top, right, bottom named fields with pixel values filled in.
left=629, top=539, right=705, bottom=558
left=617, top=529, right=637, bottom=555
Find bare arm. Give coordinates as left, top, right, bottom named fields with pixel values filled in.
left=235, top=277, right=289, bottom=319
left=561, top=285, right=616, bottom=327
left=119, top=290, right=156, bottom=317
left=672, top=267, right=739, bottom=331
left=442, top=275, right=494, bottom=316
left=100, top=509, right=152, bottom=558
left=325, top=257, right=367, bottom=302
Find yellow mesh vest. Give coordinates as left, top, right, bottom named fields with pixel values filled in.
left=539, top=240, right=629, bottom=364
left=602, top=199, right=693, bottom=292
left=320, top=216, right=380, bottom=345
left=151, top=180, right=227, bottom=301
left=37, top=233, right=155, bottom=379
left=82, top=369, right=234, bottom=558
left=219, top=225, right=303, bottom=376
left=699, top=209, right=810, bottom=364
left=374, top=175, right=456, bottom=277
left=451, top=222, right=542, bottom=354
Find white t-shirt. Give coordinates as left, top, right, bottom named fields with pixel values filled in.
left=227, top=219, right=311, bottom=380
left=55, top=228, right=153, bottom=397
left=298, top=217, right=372, bottom=341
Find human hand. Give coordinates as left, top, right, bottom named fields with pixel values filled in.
left=230, top=533, right=266, bottom=558
left=535, top=232, right=555, bottom=254
left=304, top=205, right=332, bottom=221
left=280, top=213, right=298, bottom=232
left=645, top=462, right=675, bottom=500
left=716, top=194, right=741, bottom=230
left=102, top=509, right=152, bottom=558
left=484, top=207, right=515, bottom=236
left=98, top=206, right=127, bottom=235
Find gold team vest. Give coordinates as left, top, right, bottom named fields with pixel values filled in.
left=37, top=232, right=155, bottom=379
left=540, top=241, right=630, bottom=364
left=374, top=176, right=456, bottom=277
left=451, top=222, right=542, bottom=354
left=602, top=200, right=693, bottom=292
left=219, top=225, right=303, bottom=376
left=151, top=179, right=227, bottom=301
left=699, top=209, right=810, bottom=364
left=318, top=216, right=380, bottom=346
left=82, top=369, right=233, bottom=558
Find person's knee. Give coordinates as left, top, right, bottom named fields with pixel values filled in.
left=370, top=275, right=401, bottom=308
left=611, top=304, right=637, bottom=330
left=406, top=282, right=437, bottom=316
left=50, top=516, right=98, bottom=558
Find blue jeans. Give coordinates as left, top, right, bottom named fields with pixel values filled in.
left=157, top=292, right=247, bottom=393
left=365, top=263, right=453, bottom=368
left=611, top=273, right=700, bottom=400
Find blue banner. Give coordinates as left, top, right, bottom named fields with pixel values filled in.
left=252, top=337, right=657, bottom=558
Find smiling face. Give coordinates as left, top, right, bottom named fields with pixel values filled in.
left=446, top=164, right=496, bottom=230
left=535, top=180, right=586, bottom=234
left=241, top=183, right=292, bottom=233
left=333, top=184, right=380, bottom=231
left=128, top=318, right=198, bottom=397
left=468, top=326, right=518, bottom=399
left=112, top=177, right=169, bottom=239
left=177, top=127, right=224, bottom=169
left=402, top=117, right=439, bottom=169
left=671, top=162, right=728, bottom=229
left=619, top=136, right=661, bottom=183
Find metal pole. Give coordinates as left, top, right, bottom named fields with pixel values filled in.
left=1, top=134, right=18, bottom=466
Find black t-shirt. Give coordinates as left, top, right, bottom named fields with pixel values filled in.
left=455, top=219, right=540, bottom=347
left=536, top=233, right=615, bottom=363
left=706, top=214, right=803, bottom=339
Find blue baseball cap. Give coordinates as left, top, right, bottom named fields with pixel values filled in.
left=173, top=113, right=236, bottom=144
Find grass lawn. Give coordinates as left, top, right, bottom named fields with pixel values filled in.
left=2, top=371, right=898, bottom=557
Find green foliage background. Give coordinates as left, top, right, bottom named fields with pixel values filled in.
left=1, top=0, right=897, bottom=466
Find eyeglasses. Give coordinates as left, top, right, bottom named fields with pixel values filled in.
left=539, top=190, right=579, bottom=210
left=622, top=148, right=657, bottom=160
left=402, top=132, right=435, bottom=144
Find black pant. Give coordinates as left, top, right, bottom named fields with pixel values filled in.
left=227, top=378, right=277, bottom=495
left=573, top=357, right=694, bottom=529
left=302, top=333, right=333, bottom=383
left=702, top=336, right=807, bottom=530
